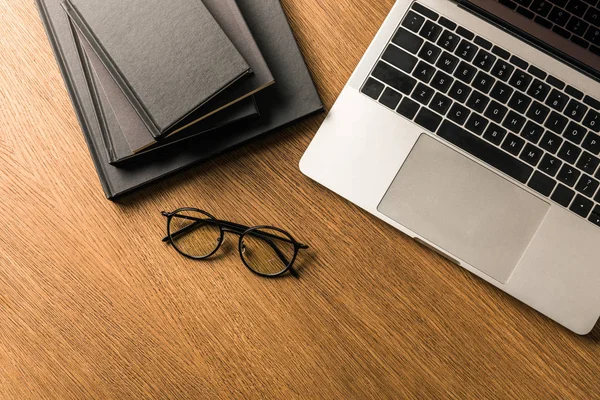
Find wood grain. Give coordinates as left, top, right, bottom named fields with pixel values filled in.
left=1, top=0, right=599, bottom=398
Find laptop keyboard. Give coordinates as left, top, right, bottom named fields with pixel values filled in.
left=497, top=0, right=600, bottom=56
left=361, top=1, right=600, bottom=227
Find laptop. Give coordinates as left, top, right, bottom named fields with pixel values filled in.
left=300, top=0, right=600, bottom=334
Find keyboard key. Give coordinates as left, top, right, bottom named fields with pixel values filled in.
left=589, top=206, right=600, bottom=227
left=531, top=0, right=553, bottom=17
left=527, top=101, right=551, bottom=124
left=520, top=143, right=544, bottom=166
left=412, top=3, right=440, bottom=20
left=437, top=30, right=461, bottom=51
left=502, top=133, right=526, bottom=156
left=492, top=45, right=511, bottom=60
left=510, top=55, right=529, bottom=70
left=576, top=152, right=600, bottom=175
left=552, top=184, right=576, bottom=206
left=508, top=91, right=532, bottom=113
left=372, top=61, right=417, bottom=95
left=490, top=81, right=514, bottom=104
left=418, top=42, right=442, bottom=64
left=430, top=92, right=453, bottom=115
left=465, top=112, right=488, bottom=135
left=502, top=110, right=527, bottom=133
left=565, top=0, right=589, bottom=18
left=419, top=20, right=443, bottom=42
left=571, top=35, right=589, bottom=49
left=448, top=103, right=471, bottom=125
left=412, top=61, right=436, bottom=83
left=544, top=111, right=569, bottom=134
left=583, top=109, right=600, bottom=133
left=411, top=83, right=435, bottom=105
left=475, top=36, right=493, bottom=50
left=402, top=11, right=425, bottom=33
left=455, top=40, right=479, bottom=62
left=397, top=97, right=421, bottom=119
left=546, top=75, right=566, bottom=90
left=472, top=71, right=496, bottom=94
left=382, top=45, right=418, bottom=73
left=483, top=123, right=508, bottom=145
left=527, top=79, right=551, bottom=102
left=528, top=65, right=547, bottom=79
left=521, top=120, right=545, bottom=143
left=436, top=51, right=460, bottom=74
left=466, top=91, right=490, bottom=113
left=584, top=26, right=600, bottom=46
left=582, top=132, right=600, bottom=154
left=528, top=171, right=556, bottom=196
left=539, top=153, right=562, bottom=176
left=563, top=121, right=588, bottom=144
left=564, top=99, right=589, bottom=122
left=439, top=17, right=457, bottom=31
left=509, top=69, right=533, bottom=91
left=553, top=25, right=571, bottom=38
left=557, top=141, right=582, bottom=164
left=473, top=50, right=497, bottom=72
left=379, top=87, right=403, bottom=109
left=565, top=85, right=584, bottom=99
left=361, top=77, right=384, bottom=100
left=540, top=131, right=563, bottom=154
left=438, top=120, right=533, bottom=183
left=566, top=16, right=589, bottom=37
left=415, top=107, right=443, bottom=131
left=549, top=7, right=570, bottom=26
left=448, top=81, right=472, bottom=103
left=392, top=27, right=424, bottom=54
left=490, top=60, right=515, bottom=82
left=485, top=100, right=509, bottom=123
left=557, top=164, right=581, bottom=186
left=575, top=174, right=600, bottom=197
left=456, top=26, right=475, bottom=40
left=584, top=6, right=600, bottom=25
left=430, top=70, right=454, bottom=93
left=583, top=95, right=600, bottom=109
left=499, top=0, right=518, bottom=9
left=570, top=194, right=593, bottom=217
left=454, top=61, right=477, bottom=83
left=545, top=89, right=569, bottom=112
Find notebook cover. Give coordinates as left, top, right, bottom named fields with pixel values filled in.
left=80, top=33, right=259, bottom=165
left=62, top=0, right=251, bottom=138
left=83, top=0, right=273, bottom=156
left=37, top=0, right=323, bottom=200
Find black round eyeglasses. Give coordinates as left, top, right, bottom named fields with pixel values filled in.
left=161, top=208, right=309, bottom=278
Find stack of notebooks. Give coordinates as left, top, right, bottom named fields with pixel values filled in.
left=36, top=0, right=323, bottom=200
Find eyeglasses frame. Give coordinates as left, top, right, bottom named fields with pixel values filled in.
left=161, top=208, right=309, bottom=278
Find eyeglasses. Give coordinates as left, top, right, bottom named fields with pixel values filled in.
left=161, top=208, right=309, bottom=278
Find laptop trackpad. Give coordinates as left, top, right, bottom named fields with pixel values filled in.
left=377, top=135, right=550, bottom=283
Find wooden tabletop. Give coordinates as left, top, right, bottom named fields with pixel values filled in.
left=1, top=0, right=600, bottom=398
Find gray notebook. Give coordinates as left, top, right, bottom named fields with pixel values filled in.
left=81, top=31, right=258, bottom=163
left=85, top=0, right=274, bottom=157
left=62, top=0, right=251, bottom=138
left=37, top=0, right=323, bottom=200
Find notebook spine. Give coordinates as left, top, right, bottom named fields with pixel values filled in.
left=76, top=34, right=118, bottom=164
left=36, top=0, right=114, bottom=198
left=61, top=0, right=163, bottom=139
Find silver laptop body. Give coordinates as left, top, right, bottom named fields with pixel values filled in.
left=301, top=0, right=600, bottom=334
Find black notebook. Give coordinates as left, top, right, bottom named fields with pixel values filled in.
left=37, top=0, right=323, bottom=200
left=62, top=0, right=251, bottom=139
left=85, top=0, right=274, bottom=159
